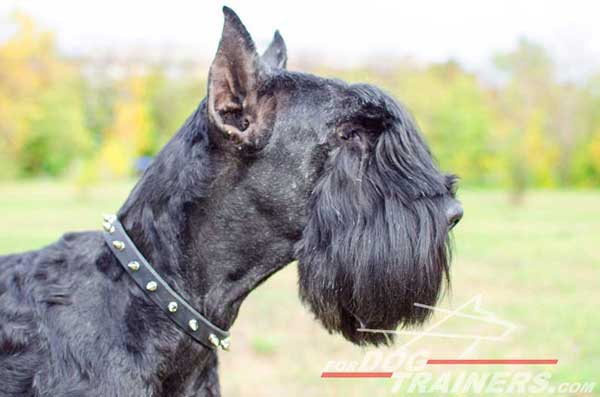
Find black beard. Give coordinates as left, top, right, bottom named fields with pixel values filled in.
left=296, top=118, right=453, bottom=346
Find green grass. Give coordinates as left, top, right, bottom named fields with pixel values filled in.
left=1, top=180, right=598, bottom=396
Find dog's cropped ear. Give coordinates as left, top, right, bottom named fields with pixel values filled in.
left=208, top=7, right=273, bottom=148
left=261, top=30, right=287, bottom=69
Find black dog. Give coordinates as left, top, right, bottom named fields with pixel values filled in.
left=0, top=7, right=462, bottom=396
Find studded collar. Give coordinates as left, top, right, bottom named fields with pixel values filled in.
left=102, top=214, right=230, bottom=351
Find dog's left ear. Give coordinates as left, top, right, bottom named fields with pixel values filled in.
left=208, top=7, right=274, bottom=148
left=261, top=31, right=287, bottom=69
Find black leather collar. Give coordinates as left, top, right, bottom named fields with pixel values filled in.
left=101, top=214, right=230, bottom=351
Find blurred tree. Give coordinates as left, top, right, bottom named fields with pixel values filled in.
left=493, top=38, right=561, bottom=202
left=21, top=81, right=93, bottom=176
left=144, top=68, right=206, bottom=150
left=98, top=76, right=153, bottom=177
left=0, top=12, right=93, bottom=177
left=571, top=74, right=600, bottom=186
left=548, top=84, right=586, bottom=185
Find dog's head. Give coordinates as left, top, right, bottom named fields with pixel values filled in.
left=207, top=7, right=462, bottom=345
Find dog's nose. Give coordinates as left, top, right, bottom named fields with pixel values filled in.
left=446, top=200, right=463, bottom=229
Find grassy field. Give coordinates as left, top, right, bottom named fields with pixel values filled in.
left=0, top=180, right=598, bottom=396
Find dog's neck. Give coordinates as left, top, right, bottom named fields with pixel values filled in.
left=119, top=106, right=294, bottom=324
left=114, top=105, right=295, bottom=388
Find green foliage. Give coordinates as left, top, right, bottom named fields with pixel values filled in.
left=1, top=15, right=599, bottom=190
left=20, top=79, right=93, bottom=176
left=143, top=68, right=206, bottom=151
left=0, top=13, right=93, bottom=178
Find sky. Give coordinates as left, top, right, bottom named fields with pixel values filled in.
left=1, top=0, right=599, bottom=80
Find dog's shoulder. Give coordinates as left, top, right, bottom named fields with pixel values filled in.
left=0, top=244, right=46, bottom=394
left=0, top=230, right=137, bottom=394
left=0, top=230, right=107, bottom=329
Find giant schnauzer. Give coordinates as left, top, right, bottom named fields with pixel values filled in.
left=0, top=7, right=463, bottom=396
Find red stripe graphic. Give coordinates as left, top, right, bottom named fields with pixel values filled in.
left=321, top=372, right=393, bottom=378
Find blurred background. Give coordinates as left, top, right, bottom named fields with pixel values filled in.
left=0, top=1, right=598, bottom=396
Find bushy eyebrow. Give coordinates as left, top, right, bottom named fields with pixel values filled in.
left=445, top=174, right=459, bottom=196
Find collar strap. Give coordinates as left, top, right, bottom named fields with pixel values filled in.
left=101, top=214, right=230, bottom=351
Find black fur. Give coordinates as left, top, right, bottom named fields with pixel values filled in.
left=0, top=7, right=461, bottom=396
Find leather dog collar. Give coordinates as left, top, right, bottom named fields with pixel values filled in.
left=101, top=215, right=230, bottom=351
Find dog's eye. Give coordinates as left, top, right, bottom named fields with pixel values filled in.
left=241, top=117, right=250, bottom=131
left=339, top=128, right=361, bottom=141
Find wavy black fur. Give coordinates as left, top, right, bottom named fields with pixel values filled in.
left=296, top=84, right=456, bottom=345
